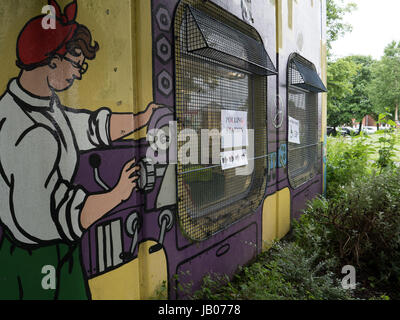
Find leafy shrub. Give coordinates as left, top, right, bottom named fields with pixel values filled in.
left=188, top=126, right=400, bottom=300
left=191, top=242, right=352, bottom=300
left=372, top=113, right=400, bottom=171
left=293, top=169, right=400, bottom=296
left=375, top=134, right=399, bottom=172
left=326, top=135, right=373, bottom=198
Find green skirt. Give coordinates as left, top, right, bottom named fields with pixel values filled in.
left=0, top=234, right=89, bottom=300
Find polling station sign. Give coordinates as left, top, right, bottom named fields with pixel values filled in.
left=221, top=110, right=248, bottom=149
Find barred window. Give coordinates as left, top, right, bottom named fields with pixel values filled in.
left=174, top=0, right=276, bottom=241
left=287, top=53, right=326, bottom=189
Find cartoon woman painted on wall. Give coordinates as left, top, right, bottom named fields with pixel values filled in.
left=0, top=0, right=158, bottom=299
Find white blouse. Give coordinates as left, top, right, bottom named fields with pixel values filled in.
left=0, top=78, right=111, bottom=245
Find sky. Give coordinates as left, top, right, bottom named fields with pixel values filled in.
left=331, top=0, right=400, bottom=60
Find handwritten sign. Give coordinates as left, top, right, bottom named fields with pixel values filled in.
left=221, top=110, right=248, bottom=149
left=288, top=116, right=300, bottom=144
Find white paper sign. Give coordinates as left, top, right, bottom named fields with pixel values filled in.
left=288, top=116, right=300, bottom=144
left=221, top=149, right=248, bottom=170
left=221, top=110, right=248, bottom=149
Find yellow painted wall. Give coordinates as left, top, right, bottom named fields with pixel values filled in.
left=57, top=0, right=135, bottom=114
left=262, top=193, right=278, bottom=250
left=88, top=259, right=141, bottom=300
left=88, top=241, right=168, bottom=300
left=262, top=188, right=291, bottom=251
left=276, top=0, right=283, bottom=51
left=138, top=241, right=169, bottom=299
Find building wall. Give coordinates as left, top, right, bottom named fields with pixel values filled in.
left=0, top=0, right=326, bottom=300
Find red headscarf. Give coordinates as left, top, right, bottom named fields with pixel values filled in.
left=17, top=0, right=78, bottom=68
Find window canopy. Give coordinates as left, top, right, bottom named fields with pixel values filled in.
left=184, top=5, right=277, bottom=76
left=289, top=55, right=327, bottom=93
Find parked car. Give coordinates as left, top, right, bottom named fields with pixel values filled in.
left=339, top=127, right=351, bottom=136
left=344, top=126, right=357, bottom=134
left=327, top=126, right=335, bottom=136
left=379, top=126, right=393, bottom=131
left=362, top=126, right=377, bottom=134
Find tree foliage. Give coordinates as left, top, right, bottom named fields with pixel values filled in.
left=326, top=0, right=357, bottom=52
left=343, top=55, right=375, bottom=124
left=327, top=55, right=380, bottom=130
left=327, top=57, right=359, bottom=128
left=368, top=41, right=400, bottom=122
left=327, top=4, right=400, bottom=127
left=326, top=0, right=361, bottom=129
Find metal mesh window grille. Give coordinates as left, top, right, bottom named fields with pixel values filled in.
left=287, top=54, right=322, bottom=189
left=289, top=54, right=327, bottom=93
left=174, top=0, right=269, bottom=241
left=185, top=5, right=277, bottom=76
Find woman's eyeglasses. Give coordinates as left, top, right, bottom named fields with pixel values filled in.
left=63, top=56, right=88, bottom=75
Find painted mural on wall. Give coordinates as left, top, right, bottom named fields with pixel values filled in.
left=0, top=0, right=161, bottom=299
left=0, top=0, right=325, bottom=301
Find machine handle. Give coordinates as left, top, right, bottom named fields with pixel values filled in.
left=89, top=154, right=156, bottom=194
left=89, top=154, right=111, bottom=191
left=120, top=212, right=141, bottom=261
left=149, top=210, right=174, bottom=254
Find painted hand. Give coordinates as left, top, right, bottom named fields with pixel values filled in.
left=112, top=158, right=140, bottom=202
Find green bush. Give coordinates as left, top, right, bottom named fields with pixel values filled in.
left=293, top=169, right=400, bottom=296
left=374, top=132, right=400, bottom=172
left=375, top=113, right=400, bottom=172
left=326, top=135, right=373, bottom=199
left=191, top=242, right=352, bottom=300
left=189, top=127, right=400, bottom=300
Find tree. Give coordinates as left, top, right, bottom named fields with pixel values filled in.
left=343, top=55, right=375, bottom=132
left=326, top=0, right=357, bottom=54
left=327, top=57, right=359, bottom=130
left=326, top=0, right=359, bottom=133
left=368, top=41, right=400, bottom=124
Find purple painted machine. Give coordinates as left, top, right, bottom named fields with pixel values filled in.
left=74, top=106, right=263, bottom=299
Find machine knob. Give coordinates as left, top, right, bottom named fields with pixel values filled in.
left=138, top=158, right=156, bottom=192
left=89, top=153, right=101, bottom=169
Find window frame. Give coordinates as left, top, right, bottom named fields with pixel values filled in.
left=174, top=0, right=272, bottom=241
left=286, top=53, right=322, bottom=190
